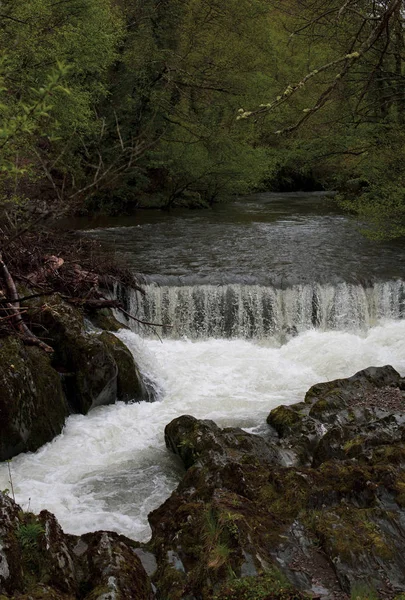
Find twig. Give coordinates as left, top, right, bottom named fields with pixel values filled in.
left=0, top=252, right=53, bottom=353
left=0, top=291, right=56, bottom=304
left=0, top=310, right=28, bottom=322
left=119, top=306, right=172, bottom=329
left=7, top=461, right=15, bottom=502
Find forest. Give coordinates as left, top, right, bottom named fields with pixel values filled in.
left=1, top=0, right=405, bottom=238
left=3, top=4, right=405, bottom=599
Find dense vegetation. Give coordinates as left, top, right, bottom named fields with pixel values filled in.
left=1, top=0, right=405, bottom=235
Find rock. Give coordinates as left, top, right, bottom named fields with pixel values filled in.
left=89, top=307, right=127, bottom=333
left=149, top=366, right=405, bottom=599
left=0, top=492, right=23, bottom=596
left=0, top=492, right=153, bottom=600
left=0, top=337, right=69, bottom=461
left=33, top=299, right=118, bottom=414
left=81, top=531, right=152, bottom=600
left=304, top=365, right=403, bottom=407
left=0, top=294, right=150, bottom=460
left=99, top=332, right=148, bottom=403
left=165, top=415, right=280, bottom=471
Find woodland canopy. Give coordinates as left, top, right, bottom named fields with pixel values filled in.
left=0, top=0, right=404, bottom=237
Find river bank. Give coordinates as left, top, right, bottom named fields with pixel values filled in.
left=1, top=193, right=405, bottom=598
left=2, top=362, right=405, bottom=599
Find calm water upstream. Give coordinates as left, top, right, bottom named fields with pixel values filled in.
left=1, top=192, right=405, bottom=541
left=67, top=191, right=405, bottom=285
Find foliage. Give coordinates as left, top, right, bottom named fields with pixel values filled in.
left=213, top=570, right=308, bottom=600
left=1, top=0, right=405, bottom=229
left=0, top=0, right=123, bottom=211
left=16, top=521, right=45, bottom=550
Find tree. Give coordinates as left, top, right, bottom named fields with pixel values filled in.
left=0, top=0, right=124, bottom=215
left=243, top=0, right=405, bottom=236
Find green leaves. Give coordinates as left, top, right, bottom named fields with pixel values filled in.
left=0, top=60, right=70, bottom=175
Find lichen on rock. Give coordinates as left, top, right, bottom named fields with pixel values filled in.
left=0, top=492, right=153, bottom=600
left=0, top=337, right=69, bottom=461
left=150, top=366, right=405, bottom=599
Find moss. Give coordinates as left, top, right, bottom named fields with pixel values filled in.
left=350, top=582, right=379, bottom=600
left=0, top=337, right=68, bottom=460
left=394, top=475, right=405, bottom=506
left=305, top=508, right=393, bottom=562
left=88, top=307, right=126, bottom=332
left=343, top=436, right=366, bottom=458
left=81, top=584, right=111, bottom=599
left=99, top=331, right=147, bottom=402
left=153, top=563, right=186, bottom=600
left=213, top=570, right=309, bottom=600
left=267, top=406, right=302, bottom=436
left=370, top=444, right=405, bottom=465
left=7, top=586, right=66, bottom=599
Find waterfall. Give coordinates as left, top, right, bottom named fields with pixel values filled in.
left=118, top=280, right=405, bottom=339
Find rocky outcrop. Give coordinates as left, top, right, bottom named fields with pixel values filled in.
left=32, top=298, right=119, bottom=414
left=100, top=331, right=148, bottom=403
left=149, top=366, right=405, bottom=600
left=0, top=296, right=149, bottom=460
left=0, top=337, right=69, bottom=461
left=0, top=492, right=153, bottom=600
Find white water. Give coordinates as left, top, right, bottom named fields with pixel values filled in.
left=126, top=280, right=405, bottom=339
left=1, top=320, right=405, bottom=542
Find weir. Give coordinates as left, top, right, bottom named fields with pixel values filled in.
left=119, top=279, right=405, bottom=339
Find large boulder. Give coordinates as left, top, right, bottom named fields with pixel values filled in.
left=33, top=297, right=149, bottom=412
left=0, top=296, right=149, bottom=460
left=33, top=298, right=118, bottom=414
left=99, top=332, right=148, bottom=403
left=0, top=337, right=69, bottom=461
left=149, top=367, right=405, bottom=600
left=0, top=492, right=153, bottom=600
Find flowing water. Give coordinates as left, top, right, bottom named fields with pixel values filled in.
left=1, top=192, right=405, bottom=541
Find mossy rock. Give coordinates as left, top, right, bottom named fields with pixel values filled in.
left=155, top=409, right=405, bottom=599
left=0, top=337, right=69, bottom=461
left=99, top=332, right=148, bottom=402
left=31, top=298, right=118, bottom=414
left=81, top=531, right=152, bottom=600
left=214, top=571, right=310, bottom=600
left=0, top=493, right=152, bottom=600
left=267, top=405, right=302, bottom=437
left=304, top=365, right=402, bottom=406
left=8, top=584, right=73, bottom=599
left=88, top=308, right=127, bottom=333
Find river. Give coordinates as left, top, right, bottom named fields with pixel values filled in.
left=1, top=192, right=405, bottom=541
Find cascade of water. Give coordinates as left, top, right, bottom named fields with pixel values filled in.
left=121, top=280, right=405, bottom=339
left=2, top=320, right=405, bottom=541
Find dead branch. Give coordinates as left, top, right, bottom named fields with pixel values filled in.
left=64, top=296, right=171, bottom=328
left=0, top=252, right=54, bottom=353
left=0, top=291, right=56, bottom=304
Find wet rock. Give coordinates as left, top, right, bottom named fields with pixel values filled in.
left=80, top=531, right=152, bottom=600
left=0, top=493, right=23, bottom=596
left=34, top=299, right=118, bottom=413
left=165, top=415, right=280, bottom=471
left=88, top=307, right=126, bottom=333
left=0, top=492, right=152, bottom=600
left=99, top=332, right=148, bottom=403
left=0, top=337, right=69, bottom=461
left=150, top=366, right=405, bottom=599
left=1, top=294, right=150, bottom=459
left=304, top=365, right=403, bottom=408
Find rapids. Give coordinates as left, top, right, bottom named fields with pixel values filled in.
left=2, top=192, right=405, bottom=541
left=0, top=320, right=405, bottom=541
